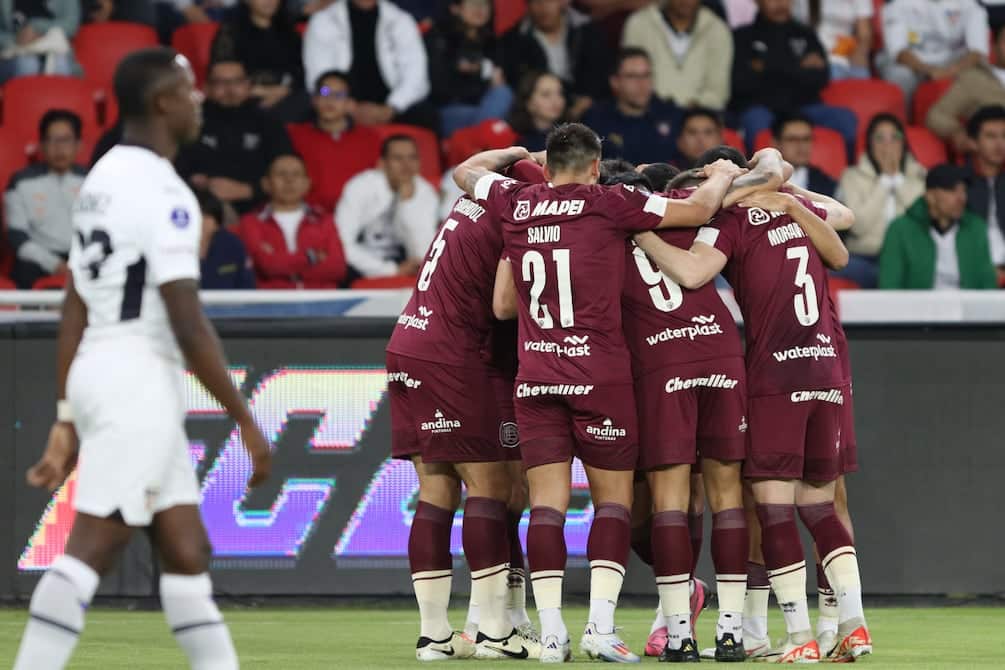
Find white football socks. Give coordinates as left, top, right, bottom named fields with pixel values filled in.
left=13, top=555, right=99, bottom=670
left=160, top=573, right=238, bottom=670
left=507, top=568, right=533, bottom=628
left=411, top=569, right=453, bottom=641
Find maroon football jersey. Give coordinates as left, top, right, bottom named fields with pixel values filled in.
left=386, top=196, right=502, bottom=368
left=696, top=200, right=847, bottom=396
left=621, top=227, right=743, bottom=375
left=476, top=174, right=668, bottom=384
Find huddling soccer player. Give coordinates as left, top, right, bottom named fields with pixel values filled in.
left=452, top=123, right=784, bottom=663
left=386, top=150, right=544, bottom=661
left=635, top=151, right=872, bottom=663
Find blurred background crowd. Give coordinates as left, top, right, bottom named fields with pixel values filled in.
left=2, top=0, right=1005, bottom=294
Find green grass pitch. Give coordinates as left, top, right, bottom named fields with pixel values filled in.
left=1, top=606, right=1002, bottom=668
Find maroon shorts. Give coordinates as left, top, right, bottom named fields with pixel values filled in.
left=636, top=357, right=748, bottom=471
left=514, top=380, right=638, bottom=471
left=387, top=352, right=509, bottom=464
left=744, top=385, right=849, bottom=483
left=841, top=382, right=858, bottom=474
left=489, top=371, right=522, bottom=461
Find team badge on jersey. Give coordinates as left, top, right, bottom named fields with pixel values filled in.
left=170, top=207, right=191, bottom=229
left=499, top=421, right=520, bottom=448
left=747, top=207, right=771, bottom=226
left=514, top=200, right=531, bottom=221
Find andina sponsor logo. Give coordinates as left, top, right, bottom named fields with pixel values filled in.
left=646, top=315, right=723, bottom=346
left=772, top=344, right=837, bottom=362
left=421, top=409, right=461, bottom=433
left=586, top=418, right=626, bottom=442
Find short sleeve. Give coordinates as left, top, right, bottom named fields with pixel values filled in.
left=473, top=171, right=513, bottom=203
left=604, top=184, right=667, bottom=233
left=694, top=209, right=742, bottom=260
left=145, top=188, right=202, bottom=286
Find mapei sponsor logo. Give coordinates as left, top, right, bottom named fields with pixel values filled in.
left=665, top=374, right=739, bottom=394
left=767, top=222, right=807, bottom=247
left=645, top=314, right=723, bottom=346
left=772, top=343, right=837, bottom=362
left=524, top=337, right=591, bottom=358
left=790, top=389, right=845, bottom=405
left=530, top=199, right=585, bottom=218
left=387, top=371, right=422, bottom=388
left=516, top=382, right=595, bottom=398
left=586, top=418, right=627, bottom=442
left=421, top=409, right=462, bottom=433
left=816, top=333, right=831, bottom=344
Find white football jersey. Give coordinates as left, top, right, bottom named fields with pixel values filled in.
left=70, top=145, right=201, bottom=361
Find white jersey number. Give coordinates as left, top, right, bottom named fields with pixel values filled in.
left=631, top=245, right=683, bottom=312
left=522, top=249, right=575, bottom=329
left=786, top=245, right=819, bottom=326
left=416, top=218, right=460, bottom=292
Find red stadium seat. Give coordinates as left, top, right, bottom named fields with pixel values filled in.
left=912, top=78, right=953, bottom=125
left=444, top=118, right=517, bottom=167
left=1, top=76, right=102, bottom=151
left=350, top=275, right=417, bottom=289
left=0, top=277, right=14, bottom=290
left=0, top=127, right=30, bottom=190
left=371, top=124, right=443, bottom=187
left=171, top=22, right=220, bottom=89
left=906, top=126, right=949, bottom=168
left=721, top=128, right=745, bottom=153
left=752, top=127, right=847, bottom=180
left=495, top=0, right=526, bottom=35
left=822, top=79, right=906, bottom=149
left=32, top=274, right=67, bottom=290
left=74, top=22, right=159, bottom=92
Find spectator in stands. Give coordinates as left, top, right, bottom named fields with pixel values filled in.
left=303, top=0, right=437, bottom=130
left=584, top=48, right=679, bottom=165
left=879, top=0, right=990, bottom=102
left=438, top=117, right=517, bottom=220
left=211, top=0, right=307, bottom=121
left=5, top=110, right=85, bottom=289
left=773, top=113, right=835, bottom=196
left=0, top=0, right=80, bottom=82
left=500, top=0, right=611, bottom=119
left=238, top=153, right=348, bottom=288
left=731, top=0, right=857, bottom=158
left=508, top=70, right=567, bottom=151
left=426, top=0, right=513, bottom=137
left=927, top=23, right=1005, bottom=155
left=836, top=113, right=927, bottom=288
left=177, top=59, right=294, bottom=214
left=621, top=0, right=733, bottom=111
left=879, top=164, right=997, bottom=289
left=287, top=70, right=381, bottom=212
left=196, top=188, right=256, bottom=289
left=83, top=0, right=157, bottom=24
left=961, top=105, right=1005, bottom=274
left=791, top=0, right=872, bottom=80
left=161, top=0, right=236, bottom=23
left=335, top=134, right=437, bottom=281
left=674, top=107, right=724, bottom=167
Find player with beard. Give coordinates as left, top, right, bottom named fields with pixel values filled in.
left=635, top=163, right=871, bottom=663
left=386, top=153, right=545, bottom=661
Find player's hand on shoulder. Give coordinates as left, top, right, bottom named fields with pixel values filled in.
left=27, top=422, right=79, bottom=491
left=239, top=417, right=272, bottom=488
left=739, top=190, right=796, bottom=214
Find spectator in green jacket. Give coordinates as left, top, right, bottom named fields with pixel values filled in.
left=879, top=164, right=998, bottom=290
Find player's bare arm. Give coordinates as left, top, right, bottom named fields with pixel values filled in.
left=658, top=159, right=745, bottom=228
left=27, top=276, right=87, bottom=491
left=721, top=148, right=787, bottom=208
left=492, top=258, right=518, bottom=320
left=740, top=191, right=850, bottom=271
left=633, top=231, right=727, bottom=290
left=453, top=146, right=532, bottom=197
left=782, top=182, right=856, bottom=231
left=161, top=279, right=272, bottom=488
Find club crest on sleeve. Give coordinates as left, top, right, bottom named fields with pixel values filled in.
left=170, top=207, right=191, bottom=229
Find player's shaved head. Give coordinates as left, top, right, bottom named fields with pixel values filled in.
left=546, top=123, right=602, bottom=176
left=115, top=47, right=187, bottom=122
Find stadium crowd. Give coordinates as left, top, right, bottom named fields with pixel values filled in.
left=1, top=0, right=1005, bottom=292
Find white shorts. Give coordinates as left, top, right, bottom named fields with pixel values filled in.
left=67, top=345, right=199, bottom=526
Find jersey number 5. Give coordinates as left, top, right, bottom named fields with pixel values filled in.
left=522, top=249, right=574, bottom=329
left=632, top=245, right=683, bottom=312
left=416, top=218, right=459, bottom=292
left=786, top=245, right=819, bottom=326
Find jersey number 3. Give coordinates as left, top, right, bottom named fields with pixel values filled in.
left=786, top=246, right=819, bottom=326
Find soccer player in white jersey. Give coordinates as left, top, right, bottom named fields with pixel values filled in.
left=12, top=48, right=272, bottom=670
